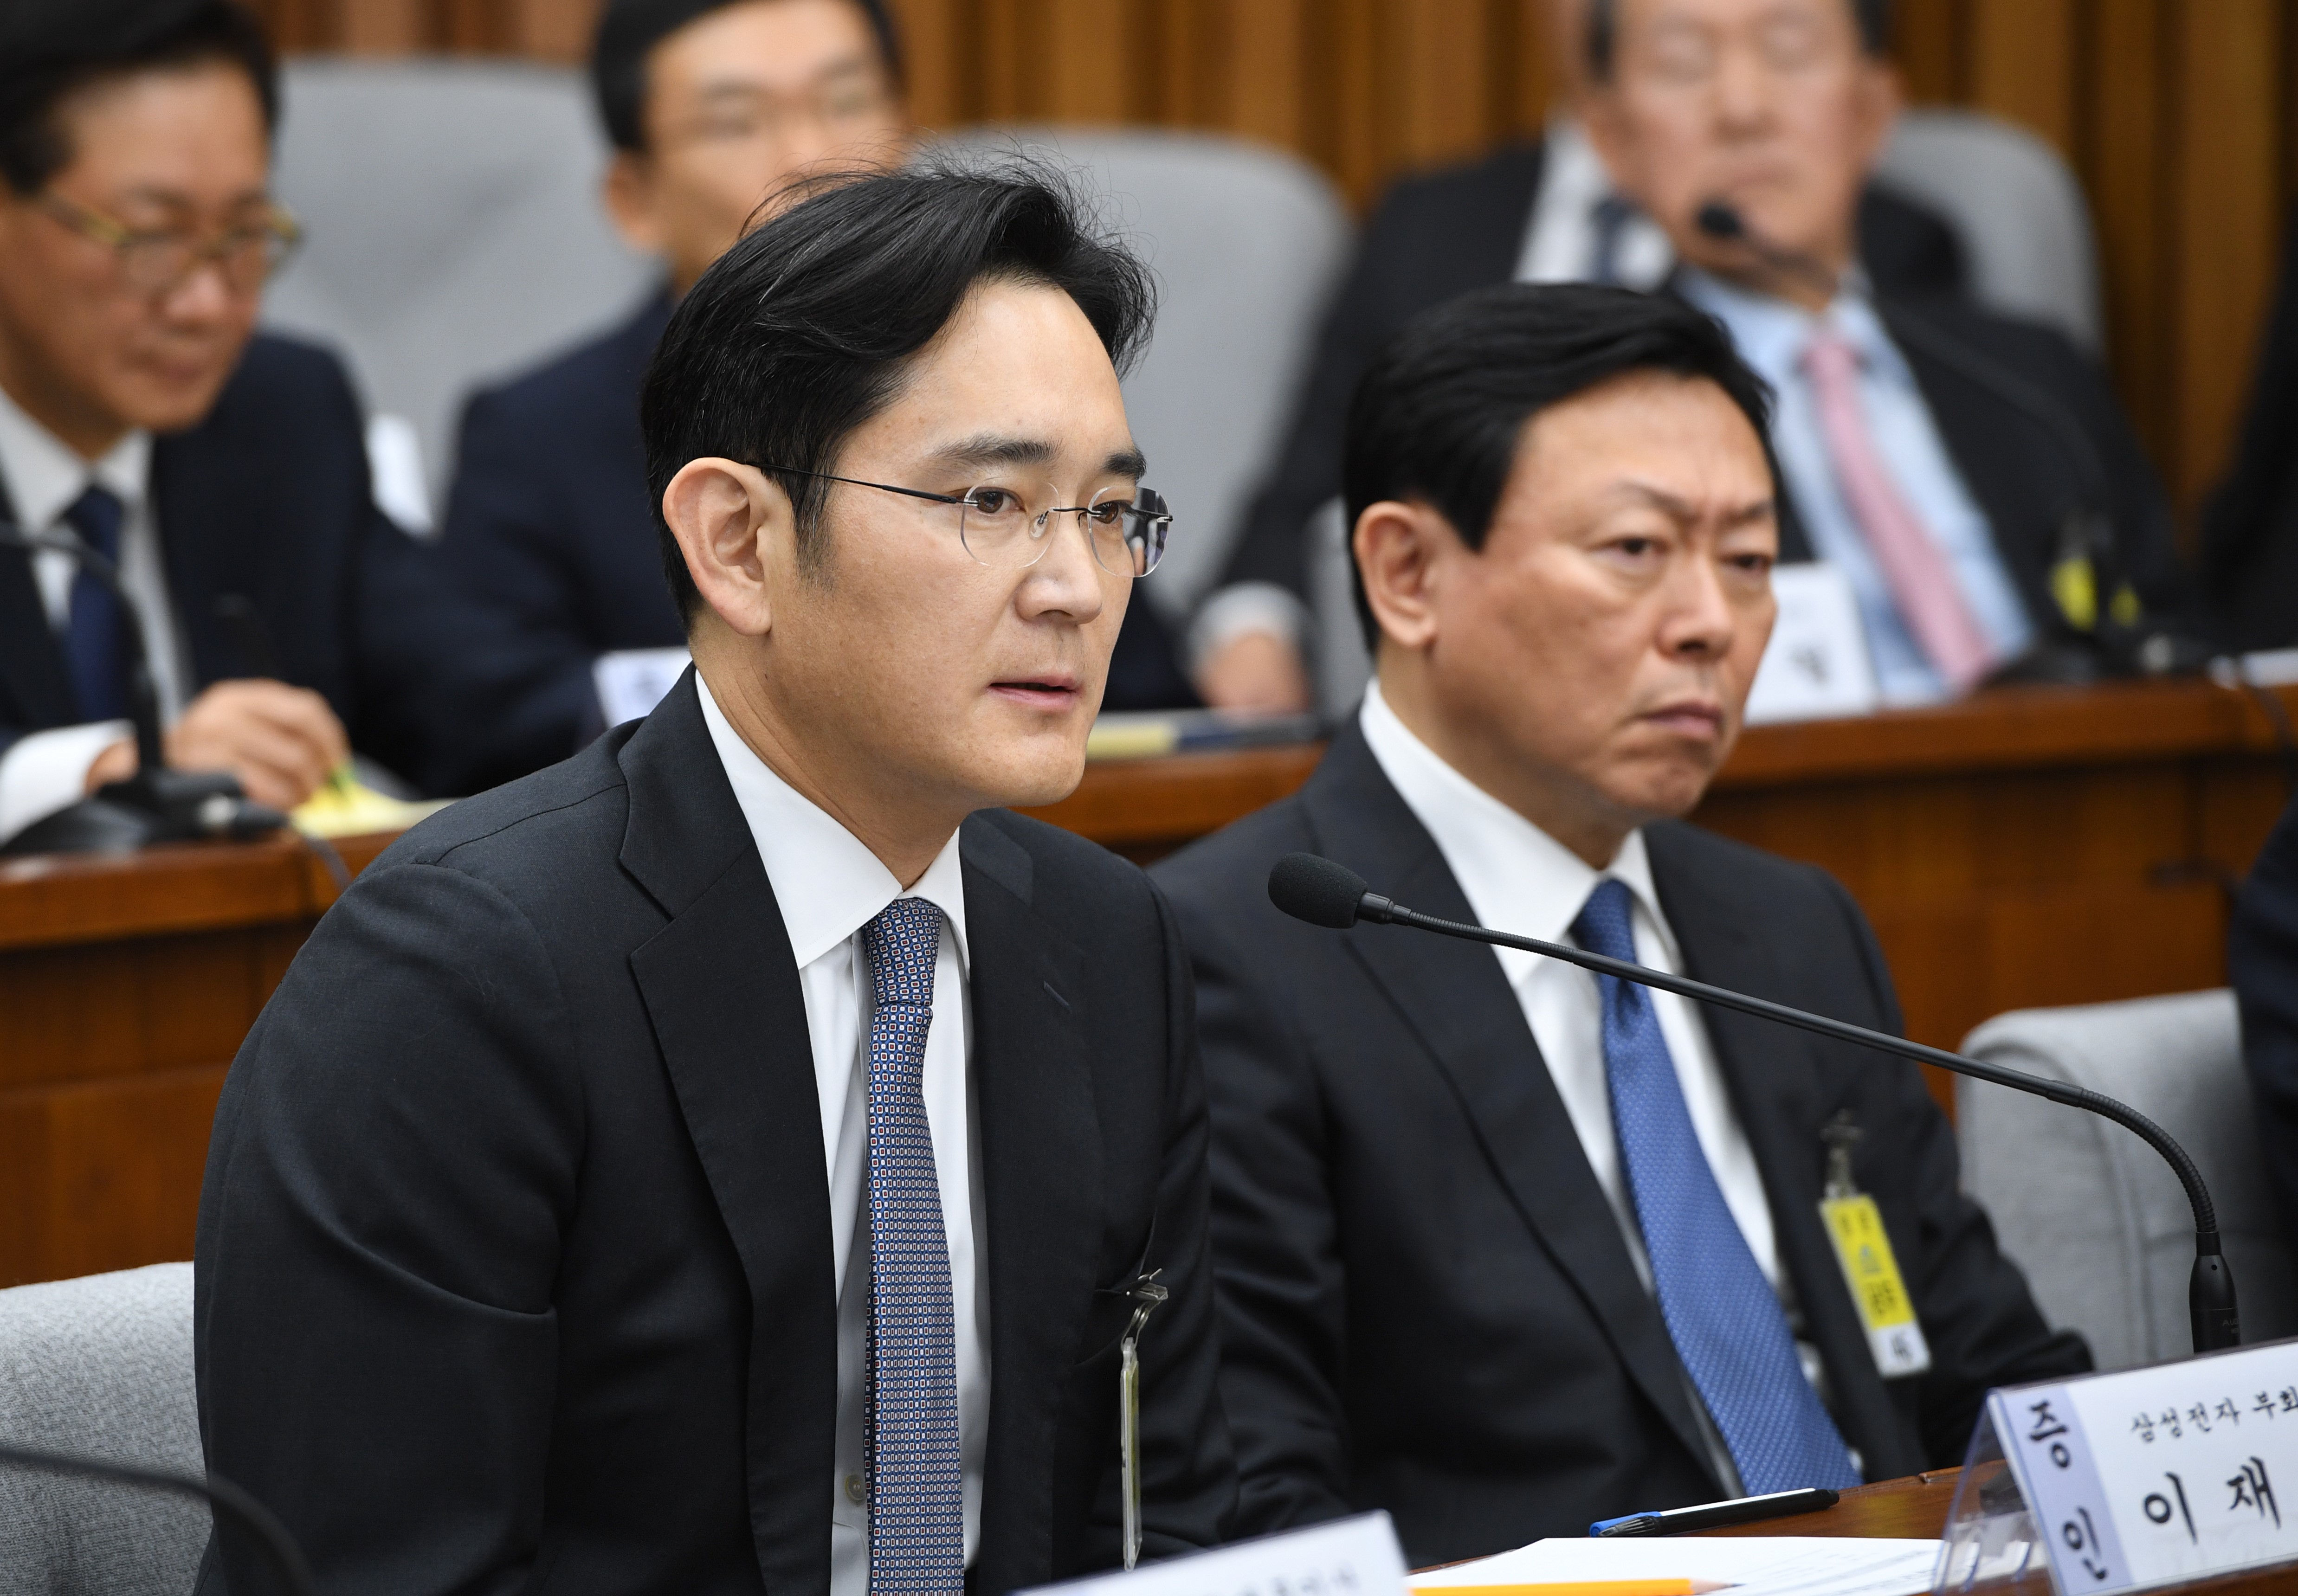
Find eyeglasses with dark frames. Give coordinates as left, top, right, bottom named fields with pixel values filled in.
left=761, top=464, right=1172, bottom=577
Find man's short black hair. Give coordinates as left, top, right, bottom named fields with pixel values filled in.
left=0, top=0, right=277, bottom=195
left=1343, top=282, right=1777, bottom=648
left=592, top=0, right=904, bottom=153
left=641, top=158, right=1155, bottom=624
left=1586, top=0, right=1891, bottom=81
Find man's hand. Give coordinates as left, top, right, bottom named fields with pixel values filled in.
left=1194, top=630, right=1314, bottom=714
left=164, top=680, right=350, bottom=810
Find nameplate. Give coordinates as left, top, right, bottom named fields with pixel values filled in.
left=1020, top=1512, right=1406, bottom=1596
left=1993, top=1339, right=2298, bottom=1593
left=592, top=647, right=692, bottom=728
left=1744, top=562, right=1878, bottom=726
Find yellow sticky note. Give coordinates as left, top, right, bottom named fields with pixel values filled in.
left=1820, top=1194, right=1930, bottom=1377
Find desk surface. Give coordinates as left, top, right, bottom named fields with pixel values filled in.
left=1691, top=1468, right=2298, bottom=1594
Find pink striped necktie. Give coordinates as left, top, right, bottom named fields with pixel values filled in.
left=1802, top=326, right=1995, bottom=694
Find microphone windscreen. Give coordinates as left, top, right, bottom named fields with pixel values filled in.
left=1695, top=200, right=1744, bottom=240
left=1268, top=853, right=1370, bottom=929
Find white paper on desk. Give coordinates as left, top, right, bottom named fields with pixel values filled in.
left=593, top=647, right=692, bottom=727
left=1744, top=562, right=1879, bottom=726
left=1409, top=1535, right=1942, bottom=1596
left=1023, top=1511, right=1407, bottom=1596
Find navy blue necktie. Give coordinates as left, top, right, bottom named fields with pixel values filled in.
left=1573, top=879, right=1862, bottom=1494
left=62, top=485, right=129, bottom=721
left=1590, top=195, right=1636, bottom=286
left=859, top=897, right=965, bottom=1596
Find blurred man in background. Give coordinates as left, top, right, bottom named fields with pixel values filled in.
left=1194, top=0, right=1966, bottom=713
left=0, top=0, right=444, bottom=843
left=431, top=0, right=913, bottom=793
left=2199, top=205, right=2298, bottom=652
left=1583, top=0, right=2188, bottom=702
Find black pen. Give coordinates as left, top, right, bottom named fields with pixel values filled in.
left=1590, top=1487, right=1840, bottom=1537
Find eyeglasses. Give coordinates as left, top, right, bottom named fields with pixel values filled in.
left=764, top=465, right=1172, bottom=577
left=659, top=75, right=902, bottom=160
left=35, top=190, right=303, bottom=296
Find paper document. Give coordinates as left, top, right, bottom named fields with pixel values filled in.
left=1021, top=1511, right=1407, bottom=1596
left=1410, top=1536, right=1941, bottom=1596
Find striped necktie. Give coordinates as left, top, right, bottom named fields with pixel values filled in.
left=859, top=897, right=965, bottom=1596
left=1574, top=879, right=1862, bottom=1494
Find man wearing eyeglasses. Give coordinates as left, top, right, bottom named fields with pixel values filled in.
left=429, top=0, right=910, bottom=795
left=197, top=160, right=1231, bottom=1594
left=0, top=0, right=446, bottom=843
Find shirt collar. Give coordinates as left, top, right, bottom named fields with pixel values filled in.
left=697, top=671, right=971, bottom=974
left=1676, top=266, right=1908, bottom=390
left=0, top=381, right=151, bottom=533
left=1358, top=678, right=1677, bottom=977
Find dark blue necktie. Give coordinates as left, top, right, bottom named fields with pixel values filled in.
left=1573, top=879, right=1862, bottom=1494
left=859, top=897, right=965, bottom=1596
left=62, top=485, right=129, bottom=721
left=1590, top=195, right=1636, bottom=286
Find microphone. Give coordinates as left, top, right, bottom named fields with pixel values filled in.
left=1266, top=851, right=2243, bottom=1355
left=0, top=522, right=288, bottom=855
left=1688, top=200, right=2205, bottom=682
left=0, top=1440, right=315, bottom=1596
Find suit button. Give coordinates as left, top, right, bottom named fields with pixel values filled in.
left=845, top=1473, right=866, bottom=1505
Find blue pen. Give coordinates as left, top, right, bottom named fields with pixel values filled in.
left=1591, top=1487, right=1840, bottom=1537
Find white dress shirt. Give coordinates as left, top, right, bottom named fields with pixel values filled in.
left=698, top=676, right=990, bottom=1596
left=0, top=383, right=190, bottom=843
left=1677, top=270, right=2034, bottom=704
left=1515, top=116, right=1673, bottom=291
left=1359, top=680, right=1834, bottom=1487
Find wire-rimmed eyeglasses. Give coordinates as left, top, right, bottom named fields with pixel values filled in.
left=35, top=190, right=303, bottom=297
left=762, top=464, right=1171, bottom=578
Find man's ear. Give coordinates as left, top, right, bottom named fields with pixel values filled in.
left=1354, top=500, right=1452, bottom=654
left=602, top=150, right=665, bottom=255
left=662, top=458, right=792, bottom=638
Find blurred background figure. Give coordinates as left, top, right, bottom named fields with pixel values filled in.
left=2232, top=791, right=2298, bottom=1253
left=0, top=0, right=446, bottom=845
left=1585, top=0, right=2190, bottom=701
left=1192, top=0, right=1969, bottom=713
left=427, top=0, right=914, bottom=794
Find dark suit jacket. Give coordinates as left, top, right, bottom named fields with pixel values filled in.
left=2201, top=206, right=2298, bottom=650
left=0, top=334, right=452, bottom=782
left=2230, top=792, right=2298, bottom=1247
left=436, top=296, right=1199, bottom=794
left=1149, top=726, right=2087, bottom=1565
left=1220, top=137, right=1967, bottom=598
left=195, top=670, right=1234, bottom=1595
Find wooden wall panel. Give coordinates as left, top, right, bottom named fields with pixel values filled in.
left=254, top=0, right=2298, bottom=525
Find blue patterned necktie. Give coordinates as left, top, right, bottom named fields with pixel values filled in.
left=62, top=484, right=129, bottom=721
left=859, top=897, right=965, bottom=1596
left=1573, top=879, right=1862, bottom=1494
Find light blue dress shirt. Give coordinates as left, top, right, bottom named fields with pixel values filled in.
left=1679, top=270, right=2033, bottom=704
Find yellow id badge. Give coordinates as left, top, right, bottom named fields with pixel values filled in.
left=1820, top=1193, right=1931, bottom=1377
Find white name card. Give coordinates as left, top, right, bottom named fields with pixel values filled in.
left=1994, top=1339, right=2298, bottom=1593
left=1020, top=1512, right=1406, bottom=1596
left=1744, top=562, right=1879, bottom=726
left=592, top=646, right=692, bottom=728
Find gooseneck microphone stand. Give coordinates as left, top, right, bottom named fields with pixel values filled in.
left=0, top=522, right=287, bottom=854
left=0, top=1441, right=315, bottom=1596
left=1267, top=852, right=2241, bottom=1354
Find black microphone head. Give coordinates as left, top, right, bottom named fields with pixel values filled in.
left=1694, top=200, right=1746, bottom=241
left=1268, top=853, right=1371, bottom=930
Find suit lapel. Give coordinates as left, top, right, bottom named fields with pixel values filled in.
left=150, top=432, right=233, bottom=686
left=620, top=671, right=837, bottom=1596
left=962, top=814, right=1102, bottom=1589
left=1301, top=730, right=1723, bottom=1486
left=1646, top=824, right=1922, bottom=1480
left=0, top=466, right=79, bottom=729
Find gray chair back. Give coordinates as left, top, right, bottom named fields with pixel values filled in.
left=1876, top=107, right=2102, bottom=353
left=1958, top=991, right=2298, bottom=1371
left=262, top=58, right=658, bottom=521
left=938, top=127, right=1352, bottom=620
left=0, top=1263, right=206, bottom=1596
